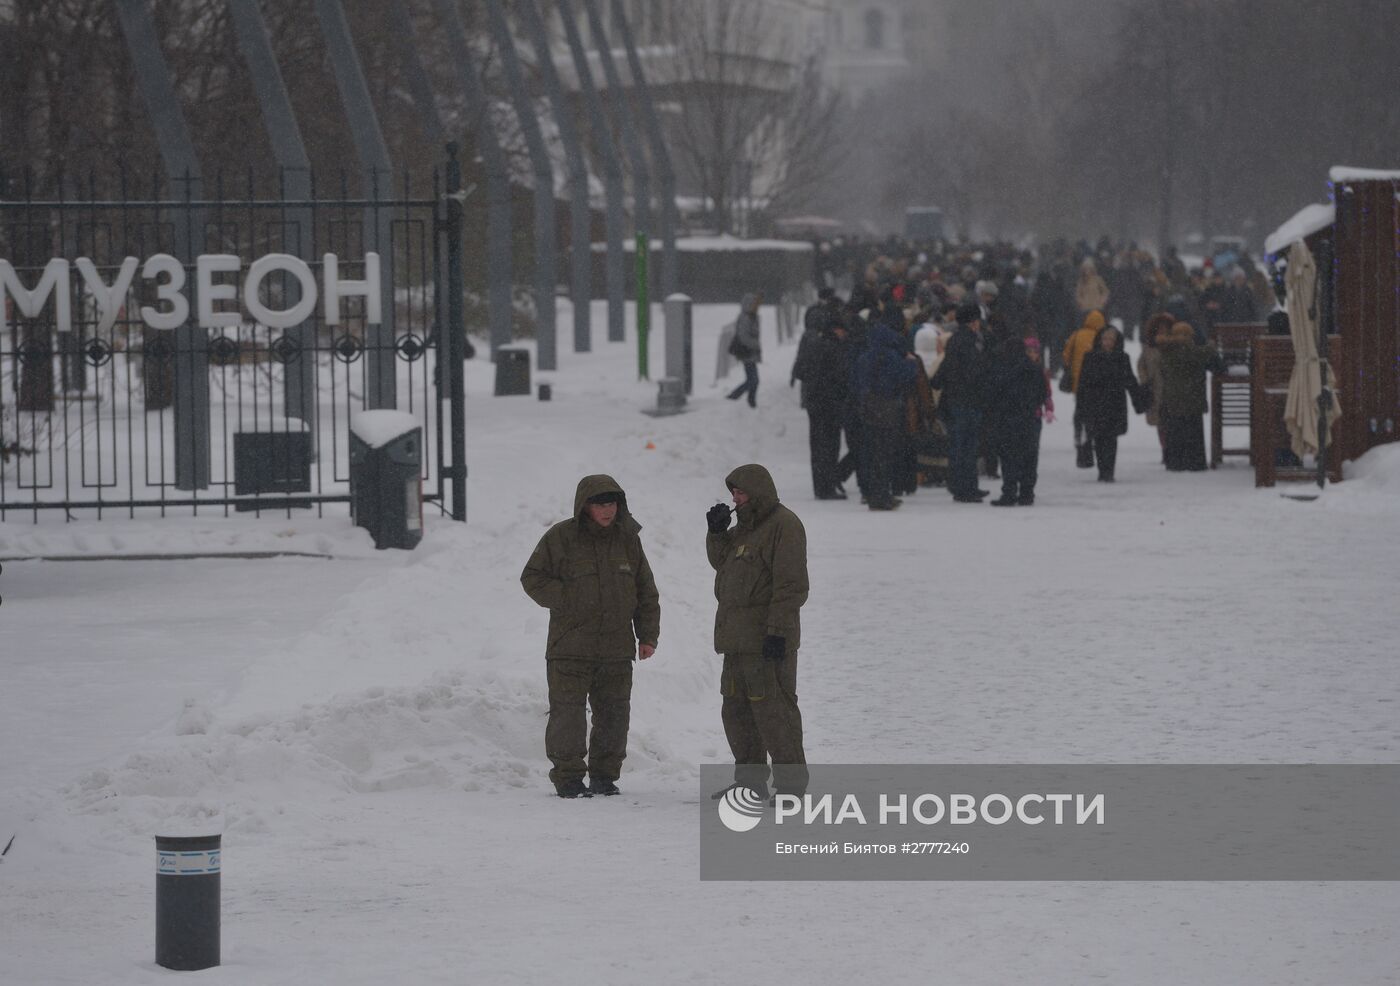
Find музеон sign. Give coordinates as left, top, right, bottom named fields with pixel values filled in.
left=0, top=251, right=382, bottom=333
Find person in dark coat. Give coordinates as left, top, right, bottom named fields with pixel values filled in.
left=852, top=307, right=921, bottom=511
left=1157, top=321, right=1226, bottom=471
left=986, top=336, right=1054, bottom=505
left=929, top=301, right=990, bottom=502
left=995, top=270, right=1034, bottom=343
left=791, top=290, right=853, bottom=499
left=1030, top=262, right=1076, bottom=374
left=726, top=292, right=763, bottom=407
left=1198, top=269, right=1228, bottom=335
left=1109, top=256, right=1147, bottom=340
left=835, top=308, right=871, bottom=499
left=1075, top=324, right=1144, bottom=482
left=1220, top=268, right=1258, bottom=324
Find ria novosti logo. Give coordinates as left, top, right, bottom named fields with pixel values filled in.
left=716, top=786, right=768, bottom=832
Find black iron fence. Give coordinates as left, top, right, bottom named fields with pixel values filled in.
left=0, top=157, right=467, bottom=522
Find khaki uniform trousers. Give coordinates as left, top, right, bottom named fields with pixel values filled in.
left=546, top=658, right=632, bottom=785
left=720, top=652, right=809, bottom=795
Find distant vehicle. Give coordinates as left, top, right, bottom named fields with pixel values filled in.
left=905, top=206, right=945, bottom=241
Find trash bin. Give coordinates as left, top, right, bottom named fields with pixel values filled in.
left=349, top=410, right=424, bottom=550
left=495, top=346, right=531, bottom=396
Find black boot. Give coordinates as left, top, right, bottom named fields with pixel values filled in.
left=990, top=495, right=1018, bottom=506
left=589, top=777, right=620, bottom=797
left=555, top=777, right=592, bottom=799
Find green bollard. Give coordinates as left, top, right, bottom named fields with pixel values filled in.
left=636, top=232, right=650, bottom=380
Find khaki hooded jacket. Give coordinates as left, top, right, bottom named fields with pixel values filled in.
left=706, top=464, right=809, bottom=657
left=521, top=474, right=660, bottom=660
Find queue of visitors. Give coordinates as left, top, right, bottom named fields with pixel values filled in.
left=783, top=235, right=1248, bottom=508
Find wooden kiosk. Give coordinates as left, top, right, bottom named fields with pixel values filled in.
left=1257, top=168, right=1400, bottom=486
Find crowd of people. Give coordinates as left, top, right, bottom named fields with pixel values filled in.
left=775, top=235, right=1248, bottom=507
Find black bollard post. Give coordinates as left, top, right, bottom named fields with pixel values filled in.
left=155, top=833, right=221, bottom=971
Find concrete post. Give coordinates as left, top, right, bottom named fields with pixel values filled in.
left=663, top=293, right=693, bottom=396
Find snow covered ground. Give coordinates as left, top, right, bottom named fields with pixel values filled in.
left=2, top=300, right=1398, bottom=985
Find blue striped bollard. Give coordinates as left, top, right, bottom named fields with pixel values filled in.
left=155, top=834, right=221, bottom=970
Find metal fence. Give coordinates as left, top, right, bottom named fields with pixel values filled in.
left=0, top=162, right=466, bottom=522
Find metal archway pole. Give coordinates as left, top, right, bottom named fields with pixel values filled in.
left=226, top=0, right=315, bottom=429
left=114, top=0, right=209, bottom=490
left=310, top=0, right=397, bottom=408
left=557, top=0, right=626, bottom=343
left=518, top=0, right=592, bottom=354
left=434, top=0, right=514, bottom=360
left=582, top=0, right=651, bottom=368
left=581, top=0, right=650, bottom=250
left=611, top=0, right=678, bottom=299
left=484, top=0, right=558, bottom=370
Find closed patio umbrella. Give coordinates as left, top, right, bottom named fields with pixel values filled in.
left=1282, top=241, right=1341, bottom=460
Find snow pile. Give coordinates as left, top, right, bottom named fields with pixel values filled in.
left=1263, top=203, right=1334, bottom=256
left=349, top=409, right=421, bottom=449
left=1340, top=441, right=1400, bottom=493
left=61, top=672, right=550, bottom=837
left=0, top=516, right=379, bottom=560
left=48, top=490, right=724, bottom=844
left=1328, top=165, right=1400, bottom=184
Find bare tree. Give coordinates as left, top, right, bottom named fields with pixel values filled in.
left=661, top=0, right=844, bottom=234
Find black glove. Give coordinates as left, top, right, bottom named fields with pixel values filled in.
left=706, top=502, right=732, bottom=534
left=762, top=635, right=786, bottom=661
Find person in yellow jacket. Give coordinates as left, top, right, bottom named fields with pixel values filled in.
left=1062, top=309, right=1105, bottom=454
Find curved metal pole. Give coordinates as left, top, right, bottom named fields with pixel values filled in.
left=114, top=0, right=209, bottom=490
left=485, top=0, right=557, bottom=371
left=434, top=0, right=513, bottom=359
left=311, top=0, right=397, bottom=408
left=227, top=0, right=315, bottom=428
left=518, top=0, right=591, bottom=354
left=557, top=0, right=625, bottom=343
left=386, top=0, right=445, bottom=146
left=581, top=0, right=650, bottom=249
left=611, top=0, right=678, bottom=298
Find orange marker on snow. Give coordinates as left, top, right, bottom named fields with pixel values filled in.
left=645, top=441, right=656, bottom=450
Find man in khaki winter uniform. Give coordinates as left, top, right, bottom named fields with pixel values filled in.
left=705, top=463, right=810, bottom=798
left=522, top=475, right=660, bottom=798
